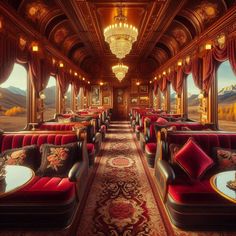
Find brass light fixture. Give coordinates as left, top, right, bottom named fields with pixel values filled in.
left=104, top=5, right=138, bottom=59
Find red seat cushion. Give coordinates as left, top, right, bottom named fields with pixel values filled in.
left=168, top=178, right=229, bottom=204
left=145, top=143, right=157, bottom=155
left=86, top=143, right=95, bottom=154
left=3, top=176, right=75, bottom=202
left=174, top=138, right=214, bottom=179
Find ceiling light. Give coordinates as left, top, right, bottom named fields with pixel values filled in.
left=104, top=6, right=138, bottom=59
left=112, top=62, right=129, bottom=82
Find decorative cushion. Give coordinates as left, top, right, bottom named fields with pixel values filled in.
left=145, top=143, right=157, bottom=154
left=156, top=117, right=168, bottom=125
left=169, top=143, right=182, bottom=164
left=0, top=145, right=40, bottom=171
left=214, top=148, right=236, bottom=171
left=174, top=138, right=214, bottom=179
left=37, top=143, right=78, bottom=177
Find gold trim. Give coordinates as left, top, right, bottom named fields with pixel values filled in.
left=0, top=165, right=35, bottom=199
left=210, top=173, right=236, bottom=204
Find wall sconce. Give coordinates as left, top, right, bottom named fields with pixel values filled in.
left=205, top=43, right=212, bottom=50
left=154, top=77, right=157, bottom=80
left=82, top=77, right=85, bottom=81
left=185, top=56, right=190, bottom=64
left=64, top=95, right=68, bottom=100
left=88, top=81, right=90, bottom=84
left=100, top=82, right=104, bottom=86
left=149, top=80, right=152, bottom=84
left=163, top=71, right=166, bottom=75
left=19, top=37, right=27, bottom=50
left=136, top=81, right=140, bottom=86
left=177, top=60, right=182, bottom=66
left=39, top=92, right=46, bottom=100
left=74, top=72, right=78, bottom=76
left=32, top=44, right=39, bottom=52
left=59, top=62, right=64, bottom=68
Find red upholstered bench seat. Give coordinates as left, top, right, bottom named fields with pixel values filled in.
left=3, top=176, right=75, bottom=202
left=168, top=177, right=228, bottom=204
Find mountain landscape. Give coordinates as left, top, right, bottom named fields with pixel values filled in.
left=0, top=85, right=72, bottom=111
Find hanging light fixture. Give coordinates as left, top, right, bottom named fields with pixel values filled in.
left=112, top=62, right=129, bottom=82
left=104, top=5, right=138, bottom=59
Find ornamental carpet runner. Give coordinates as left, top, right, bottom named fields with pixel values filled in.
left=76, top=121, right=235, bottom=236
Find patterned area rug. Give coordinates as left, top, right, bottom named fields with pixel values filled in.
left=77, top=121, right=168, bottom=235
left=77, top=121, right=236, bottom=236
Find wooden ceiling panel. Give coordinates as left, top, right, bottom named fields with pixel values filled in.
left=3, top=0, right=234, bottom=86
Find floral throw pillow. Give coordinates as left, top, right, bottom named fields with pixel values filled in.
left=0, top=145, right=40, bottom=171
left=214, top=148, right=236, bottom=171
left=37, top=143, right=78, bottom=177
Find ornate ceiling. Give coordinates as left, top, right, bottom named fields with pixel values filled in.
left=3, top=0, right=236, bottom=86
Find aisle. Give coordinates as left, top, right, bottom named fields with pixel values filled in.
left=77, top=121, right=169, bottom=235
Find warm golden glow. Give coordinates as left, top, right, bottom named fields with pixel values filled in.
left=177, top=60, right=182, bottom=66
left=59, top=62, right=64, bottom=68
left=136, top=81, right=140, bottom=86
left=154, top=77, right=157, bottom=80
left=88, top=81, right=90, bottom=84
left=32, top=45, right=38, bottom=52
left=74, top=72, right=78, bottom=76
left=205, top=43, right=212, bottom=50
left=82, top=77, right=85, bottom=81
left=104, top=7, right=138, bottom=59
left=112, top=63, right=129, bottom=82
left=163, top=71, right=166, bottom=75
left=100, top=82, right=104, bottom=86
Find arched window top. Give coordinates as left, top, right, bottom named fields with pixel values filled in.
left=218, top=60, right=236, bottom=131
left=0, top=63, right=27, bottom=131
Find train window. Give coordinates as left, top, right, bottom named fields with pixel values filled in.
left=77, top=88, right=84, bottom=109
left=43, top=76, right=56, bottom=121
left=0, top=63, right=27, bottom=131
left=187, top=73, right=201, bottom=121
left=170, top=84, right=177, bottom=113
left=65, top=84, right=71, bottom=112
left=160, top=91, right=165, bottom=111
left=217, top=60, right=236, bottom=131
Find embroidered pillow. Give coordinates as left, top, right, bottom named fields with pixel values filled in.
left=0, top=145, right=40, bottom=171
left=214, top=148, right=236, bottom=171
left=156, top=117, right=168, bottom=125
left=174, top=138, right=214, bottom=179
left=37, top=143, right=78, bottom=177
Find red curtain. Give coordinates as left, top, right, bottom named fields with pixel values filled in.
left=153, top=80, right=158, bottom=96
left=0, top=35, right=17, bottom=85
left=228, top=37, right=236, bottom=76
left=40, top=59, right=52, bottom=92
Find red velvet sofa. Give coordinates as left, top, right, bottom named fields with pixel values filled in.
left=0, top=131, right=89, bottom=229
left=155, top=131, right=236, bottom=229
left=37, top=121, right=101, bottom=166
left=144, top=121, right=214, bottom=168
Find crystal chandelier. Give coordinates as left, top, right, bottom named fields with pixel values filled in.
left=104, top=6, right=138, bottom=59
left=112, top=62, right=129, bottom=82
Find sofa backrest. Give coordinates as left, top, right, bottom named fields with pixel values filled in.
left=0, top=132, right=78, bottom=153
left=163, top=131, right=236, bottom=161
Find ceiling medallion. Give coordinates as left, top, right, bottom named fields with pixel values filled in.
left=112, top=62, right=129, bottom=82
left=104, top=6, right=138, bottom=59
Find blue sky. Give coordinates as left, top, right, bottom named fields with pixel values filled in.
left=0, top=64, right=56, bottom=89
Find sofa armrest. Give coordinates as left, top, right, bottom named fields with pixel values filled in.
left=155, top=160, right=175, bottom=202
left=93, top=132, right=102, bottom=156
left=68, top=162, right=82, bottom=182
